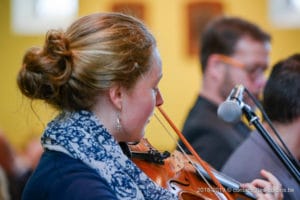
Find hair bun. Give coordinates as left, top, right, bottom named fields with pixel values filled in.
left=17, top=30, right=74, bottom=105
left=45, top=30, right=72, bottom=58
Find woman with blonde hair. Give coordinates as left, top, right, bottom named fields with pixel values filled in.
left=18, top=12, right=282, bottom=200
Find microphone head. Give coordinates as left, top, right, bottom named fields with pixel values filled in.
left=217, top=100, right=242, bottom=123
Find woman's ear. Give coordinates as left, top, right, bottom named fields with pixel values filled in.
left=109, top=84, right=123, bottom=110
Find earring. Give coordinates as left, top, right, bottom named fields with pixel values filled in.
left=116, top=113, right=122, bottom=132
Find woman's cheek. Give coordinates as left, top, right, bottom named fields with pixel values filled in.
left=151, top=91, right=158, bottom=111
left=143, top=92, right=156, bottom=120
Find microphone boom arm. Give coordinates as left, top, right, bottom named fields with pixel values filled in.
left=241, top=104, right=300, bottom=184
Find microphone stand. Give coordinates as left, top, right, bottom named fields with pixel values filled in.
left=241, top=103, right=300, bottom=184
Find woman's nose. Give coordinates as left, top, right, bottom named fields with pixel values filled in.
left=156, top=90, right=164, bottom=106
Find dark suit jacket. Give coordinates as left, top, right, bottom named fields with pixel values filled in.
left=179, top=96, right=250, bottom=170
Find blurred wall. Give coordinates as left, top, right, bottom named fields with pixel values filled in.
left=1, top=0, right=300, bottom=152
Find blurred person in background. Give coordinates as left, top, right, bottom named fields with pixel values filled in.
left=179, top=16, right=271, bottom=170
left=0, top=130, right=34, bottom=200
left=0, top=165, right=10, bottom=200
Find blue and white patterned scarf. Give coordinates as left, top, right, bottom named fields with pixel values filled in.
left=41, top=110, right=177, bottom=200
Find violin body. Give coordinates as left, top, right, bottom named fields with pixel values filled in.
left=125, top=138, right=255, bottom=200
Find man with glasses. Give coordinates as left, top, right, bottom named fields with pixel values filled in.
left=179, top=16, right=271, bottom=170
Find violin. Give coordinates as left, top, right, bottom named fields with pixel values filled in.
left=120, top=106, right=257, bottom=200
left=121, top=138, right=255, bottom=200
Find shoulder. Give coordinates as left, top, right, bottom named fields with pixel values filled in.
left=183, top=96, right=236, bottom=135
left=185, top=96, right=217, bottom=120
left=22, top=150, right=118, bottom=200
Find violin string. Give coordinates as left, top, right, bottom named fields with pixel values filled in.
left=153, top=112, right=222, bottom=199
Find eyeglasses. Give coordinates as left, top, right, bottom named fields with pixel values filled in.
left=215, top=54, right=245, bottom=68
left=215, top=54, right=266, bottom=81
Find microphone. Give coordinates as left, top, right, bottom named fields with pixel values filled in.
left=217, top=85, right=245, bottom=123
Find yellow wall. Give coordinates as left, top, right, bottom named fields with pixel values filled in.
left=1, top=0, right=300, bottom=152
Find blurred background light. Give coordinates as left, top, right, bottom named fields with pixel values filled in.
left=269, top=0, right=300, bottom=28
left=11, top=0, right=78, bottom=35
